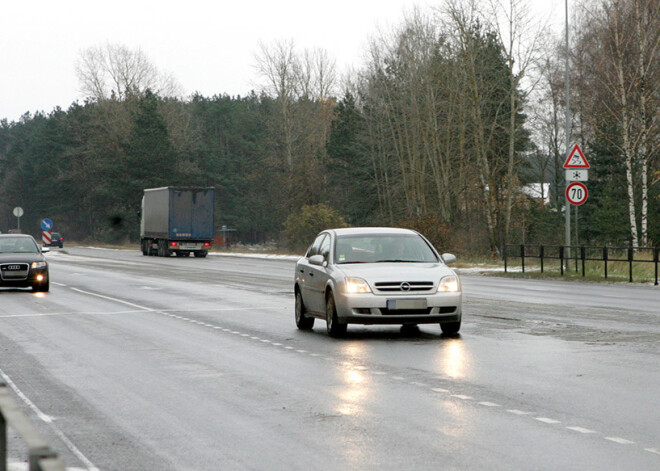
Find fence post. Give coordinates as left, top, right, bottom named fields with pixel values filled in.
left=560, top=246, right=564, bottom=276
left=540, top=245, right=544, bottom=273
left=504, top=245, right=508, bottom=274
left=628, top=246, right=634, bottom=283
left=574, top=246, right=579, bottom=273
left=581, top=246, right=586, bottom=277
left=521, top=245, right=525, bottom=273
left=654, top=247, right=658, bottom=286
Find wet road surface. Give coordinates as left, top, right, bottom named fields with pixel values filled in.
left=1, top=247, right=658, bottom=470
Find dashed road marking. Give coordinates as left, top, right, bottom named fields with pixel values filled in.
left=478, top=402, right=500, bottom=407
left=451, top=394, right=473, bottom=400
left=507, top=410, right=531, bottom=415
left=567, top=426, right=597, bottom=434
left=536, top=417, right=561, bottom=424
left=605, top=437, right=635, bottom=445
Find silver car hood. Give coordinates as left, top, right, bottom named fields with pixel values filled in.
left=335, top=262, right=455, bottom=281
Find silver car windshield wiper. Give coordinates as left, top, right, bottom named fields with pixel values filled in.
left=376, top=259, right=421, bottom=263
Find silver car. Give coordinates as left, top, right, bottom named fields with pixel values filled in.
left=294, top=227, right=462, bottom=337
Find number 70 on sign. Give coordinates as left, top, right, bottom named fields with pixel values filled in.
left=566, top=182, right=588, bottom=206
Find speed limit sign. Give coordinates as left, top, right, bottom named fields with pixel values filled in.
left=566, top=182, right=588, bottom=206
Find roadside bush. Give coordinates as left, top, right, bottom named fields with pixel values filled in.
left=283, top=204, right=348, bottom=252
left=398, top=214, right=453, bottom=252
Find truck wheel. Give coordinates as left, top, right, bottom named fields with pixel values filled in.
left=194, top=250, right=208, bottom=258
left=141, top=240, right=148, bottom=256
left=158, top=241, right=171, bottom=257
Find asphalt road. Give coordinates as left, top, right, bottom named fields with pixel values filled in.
left=1, top=247, right=658, bottom=470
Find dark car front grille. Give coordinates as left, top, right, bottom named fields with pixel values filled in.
left=374, top=281, right=434, bottom=292
left=1, top=263, right=29, bottom=281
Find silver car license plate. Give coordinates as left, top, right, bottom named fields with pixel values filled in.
left=386, top=298, right=427, bottom=310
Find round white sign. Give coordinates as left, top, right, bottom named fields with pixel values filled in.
left=13, top=206, right=24, bottom=217
left=566, top=182, right=588, bottom=206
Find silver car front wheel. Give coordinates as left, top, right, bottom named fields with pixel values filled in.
left=325, top=293, right=347, bottom=337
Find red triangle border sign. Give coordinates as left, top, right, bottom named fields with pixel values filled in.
left=563, top=144, right=590, bottom=169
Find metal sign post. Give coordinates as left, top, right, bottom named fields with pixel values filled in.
left=564, top=0, right=571, bottom=269
left=12, top=207, right=24, bottom=231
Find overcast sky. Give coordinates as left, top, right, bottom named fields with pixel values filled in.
left=1, top=0, right=564, bottom=123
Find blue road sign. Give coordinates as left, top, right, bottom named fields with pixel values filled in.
left=41, top=218, right=53, bottom=231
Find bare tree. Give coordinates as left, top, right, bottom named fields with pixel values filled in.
left=76, top=43, right=181, bottom=102
left=487, top=0, right=547, bottom=246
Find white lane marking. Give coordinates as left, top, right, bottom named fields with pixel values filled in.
left=507, top=410, right=531, bottom=415
left=605, top=437, right=635, bottom=445
left=536, top=417, right=561, bottom=424
left=392, top=376, right=405, bottom=381
left=296, top=350, right=307, bottom=353
left=567, top=426, right=597, bottom=434
left=410, top=382, right=428, bottom=387
left=432, top=388, right=449, bottom=393
left=478, top=402, right=500, bottom=407
left=0, top=368, right=99, bottom=471
left=51, top=281, right=67, bottom=286
left=372, top=371, right=387, bottom=375
left=645, top=448, right=660, bottom=455
left=451, top=394, right=473, bottom=400
left=0, top=309, right=145, bottom=319
left=70, top=287, right=154, bottom=311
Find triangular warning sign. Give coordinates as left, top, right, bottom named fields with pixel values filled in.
left=563, top=144, right=590, bottom=168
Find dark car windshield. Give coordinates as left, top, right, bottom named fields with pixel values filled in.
left=335, top=234, right=439, bottom=264
left=0, top=237, right=39, bottom=254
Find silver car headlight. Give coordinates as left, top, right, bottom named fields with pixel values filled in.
left=31, top=261, right=47, bottom=269
left=345, top=277, right=372, bottom=294
left=437, top=275, right=459, bottom=292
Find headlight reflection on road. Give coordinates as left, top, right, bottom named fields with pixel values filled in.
left=438, top=339, right=468, bottom=379
left=337, top=368, right=367, bottom=416
left=335, top=343, right=371, bottom=417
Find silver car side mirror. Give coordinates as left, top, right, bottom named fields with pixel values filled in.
left=309, top=254, right=327, bottom=267
left=41, top=247, right=51, bottom=253
left=441, top=253, right=456, bottom=265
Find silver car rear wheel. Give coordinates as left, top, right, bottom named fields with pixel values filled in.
left=295, top=290, right=314, bottom=330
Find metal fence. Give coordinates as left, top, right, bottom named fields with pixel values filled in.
left=504, top=244, right=659, bottom=285
left=0, top=382, right=66, bottom=471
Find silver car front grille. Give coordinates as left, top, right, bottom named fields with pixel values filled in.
left=374, top=281, right=434, bottom=292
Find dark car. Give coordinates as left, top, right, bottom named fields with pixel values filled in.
left=46, top=232, right=64, bottom=248
left=0, top=234, right=50, bottom=292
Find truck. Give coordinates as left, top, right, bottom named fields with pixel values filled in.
left=140, top=187, right=215, bottom=257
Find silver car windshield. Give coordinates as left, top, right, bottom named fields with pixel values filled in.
left=0, top=237, right=39, bottom=254
left=335, top=234, right=439, bottom=264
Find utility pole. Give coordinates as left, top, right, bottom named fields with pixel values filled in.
left=564, top=0, right=572, bottom=269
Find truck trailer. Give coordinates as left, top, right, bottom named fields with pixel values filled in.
left=140, top=187, right=215, bottom=257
